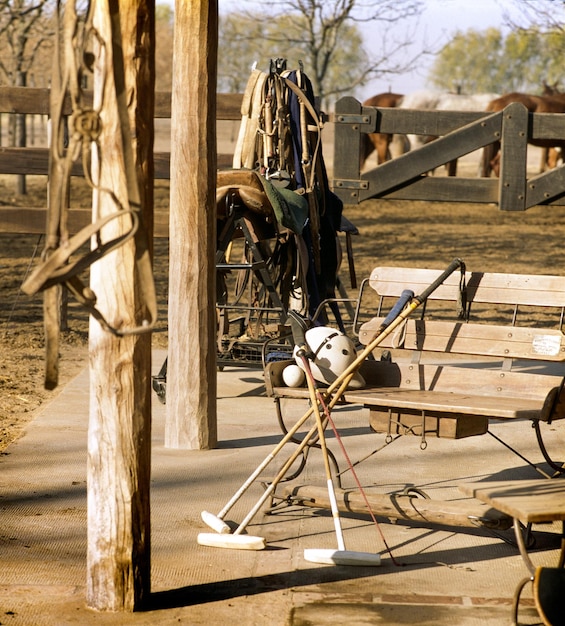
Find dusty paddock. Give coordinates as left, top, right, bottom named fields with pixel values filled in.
left=3, top=164, right=565, bottom=451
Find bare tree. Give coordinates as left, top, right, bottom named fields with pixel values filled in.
left=219, top=0, right=425, bottom=106
left=155, top=3, right=173, bottom=91
left=0, top=0, right=54, bottom=193
left=501, top=0, right=565, bottom=34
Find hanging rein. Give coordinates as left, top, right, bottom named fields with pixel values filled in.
left=21, top=1, right=157, bottom=388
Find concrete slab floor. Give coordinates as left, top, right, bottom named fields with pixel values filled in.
left=1, top=351, right=562, bottom=625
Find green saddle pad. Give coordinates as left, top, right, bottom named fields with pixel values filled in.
left=258, top=175, right=309, bottom=234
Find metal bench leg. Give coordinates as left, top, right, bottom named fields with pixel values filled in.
left=512, top=575, right=534, bottom=626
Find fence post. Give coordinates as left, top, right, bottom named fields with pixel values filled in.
left=499, top=102, right=529, bottom=211
left=166, top=0, right=218, bottom=449
left=86, top=0, right=154, bottom=610
left=332, top=97, right=366, bottom=204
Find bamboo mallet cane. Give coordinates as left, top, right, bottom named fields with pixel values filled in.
left=198, top=259, right=466, bottom=550
left=299, top=352, right=381, bottom=566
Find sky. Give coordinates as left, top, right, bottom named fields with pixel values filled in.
left=363, top=0, right=513, bottom=97
left=212, top=0, right=520, bottom=100
left=160, top=0, right=558, bottom=100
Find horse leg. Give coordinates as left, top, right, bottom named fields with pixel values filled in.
left=446, top=159, right=457, bottom=176
left=360, top=133, right=376, bottom=169
left=491, top=151, right=501, bottom=177
left=390, top=133, right=409, bottom=158
left=481, top=141, right=499, bottom=177
left=546, top=147, right=561, bottom=170
left=540, top=146, right=549, bottom=172
left=422, top=135, right=438, bottom=176
left=376, top=133, right=392, bottom=164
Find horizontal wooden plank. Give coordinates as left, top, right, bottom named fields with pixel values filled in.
left=0, top=87, right=243, bottom=120
left=361, top=360, right=560, bottom=398
left=368, top=267, right=565, bottom=307
left=285, top=484, right=512, bottom=529
left=0, top=147, right=77, bottom=176
left=0, top=87, right=52, bottom=115
left=376, top=107, right=490, bottom=136
left=0, top=148, right=232, bottom=179
left=216, top=93, right=244, bottom=120
left=268, top=382, right=549, bottom=419
left=367, top=266, right=471, bottom=302
left=359, top=318, right=565, bottom=361
left=410, top=320, right=565, bottom=361
left=368, top=176, right=500, bottom=204
left=346, top=387, right=550, bottom=419
left=360, top=104, right=565, bottom=142
left=460, top=479, right=565, bottom=523
left=0, top=207, right=169, bottom=238
left=530, top=112, right=565, bottom=141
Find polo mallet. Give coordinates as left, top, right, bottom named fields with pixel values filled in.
left=197, top=296, right=411, bottom=551
left=198, top=408, right=326, bottom=548
left=197, top=258, right=466, bottom=550
left=198, top=389, right=330, bottom=541
left=298, top=348, right=382, bottom=566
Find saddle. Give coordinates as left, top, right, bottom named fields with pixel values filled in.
left=216, top=169, right=273, bottom=218
left=216, top=169, right=308, bottom=235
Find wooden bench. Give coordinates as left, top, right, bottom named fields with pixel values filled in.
left=265, top=267, right=565, bottom=450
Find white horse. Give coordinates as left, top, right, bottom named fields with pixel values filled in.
left=398, top=90, right=501, bottom=174
left=399, top=90, right=500, bottom=149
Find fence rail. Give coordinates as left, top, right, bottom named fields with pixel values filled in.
left=4, top=89, right=565, bottom=237
left=332, top=97, right=565, bottom=211
left=0, top=87, right=243, bottom=237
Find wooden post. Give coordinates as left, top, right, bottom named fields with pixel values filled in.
left=166, top=0, right=218, bottom=449
left=87, top=0, right=154, bottom=611
left=499, top=102, right=528, bottom=212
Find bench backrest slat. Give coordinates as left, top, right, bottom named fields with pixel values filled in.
left=358, top=360, right=562, bottom=403
left=360, top=267, right=565, bottom=363
left=369, top=267, right=565, bottom=307
left=410, top=320, right=565, bottom=361
left=359, top=318, right=565, bottom=361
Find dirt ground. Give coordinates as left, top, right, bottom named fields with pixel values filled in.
left=3, top=158, right=565, bottom=452
left=0, top=176, right=171, bottom=452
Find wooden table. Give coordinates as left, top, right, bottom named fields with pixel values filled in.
left=461, top=479, right=565, bottom=626
left=461, top=479, right=565, bottom=570
left=461, top=479, right=565, bottom=525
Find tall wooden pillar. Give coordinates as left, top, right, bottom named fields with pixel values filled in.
left=166, top=0, right=218, bottom=449
left=87, top=0, right=154, bottom=611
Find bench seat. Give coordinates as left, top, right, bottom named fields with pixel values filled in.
left=264, top=356, right=564, bottom=439
left=266, top=358, right=559, bottom=419
left=264, top=267, right=565, bottom=442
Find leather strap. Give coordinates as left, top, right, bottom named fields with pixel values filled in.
left=27, top=3, right=158, bottom=387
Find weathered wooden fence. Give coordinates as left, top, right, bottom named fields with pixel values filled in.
left=4, top=88, right=565, bottom=238
left=332, top=97, right=565, bottom=211
left=0, top=86, right=242, bottom=237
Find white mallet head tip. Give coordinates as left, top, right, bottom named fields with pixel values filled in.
left=304, top=548, right=381, bottom=566
left=197, top=533, right=266, bottom=550
left=201, top=510, right=231, bottom=534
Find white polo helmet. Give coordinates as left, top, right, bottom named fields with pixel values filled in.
left=294, top=326, right=365, bottom=389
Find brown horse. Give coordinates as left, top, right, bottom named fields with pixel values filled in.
left=481, top=90, right=565, bottom=177
left=360, top=92, right=405, bottom=168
